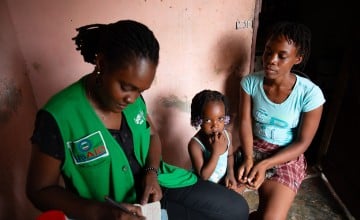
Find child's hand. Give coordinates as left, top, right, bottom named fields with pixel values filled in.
left=225, top=175, right=247, bottom=194
left=224, top=174, right=237, bottom=190
left=209, top=132, right=227, bottom=155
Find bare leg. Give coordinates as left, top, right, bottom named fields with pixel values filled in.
left=250, top=180, right=296, bottom=220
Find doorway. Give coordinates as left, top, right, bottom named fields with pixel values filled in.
left=252, top=0, right=358, bottom=218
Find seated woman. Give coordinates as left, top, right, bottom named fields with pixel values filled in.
left=237, top=21, right=325, bottom=220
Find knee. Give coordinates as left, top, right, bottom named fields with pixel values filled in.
left=251, top=209, right=287, bottom=220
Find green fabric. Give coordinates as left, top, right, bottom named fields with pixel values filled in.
left=43, top=75, right=197, bottom=203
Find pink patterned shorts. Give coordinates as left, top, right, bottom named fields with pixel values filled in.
left=237, top=138, right=307, bottom=193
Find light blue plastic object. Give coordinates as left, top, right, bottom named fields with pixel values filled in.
left=161, top=209, right=168, bottom=220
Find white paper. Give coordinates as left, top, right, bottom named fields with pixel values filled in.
left=135, top=201, right=161, bottom=220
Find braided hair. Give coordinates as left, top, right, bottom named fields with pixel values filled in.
left=73, top=20, right=160, bottom=71
left=190, top=89, right=230, bottom=128
left=266, top=21, right=311, bottom=71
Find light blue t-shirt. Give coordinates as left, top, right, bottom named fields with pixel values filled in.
left=241, top=71, right=326, bottom=146
left=191, top=130, right=230, bottom=183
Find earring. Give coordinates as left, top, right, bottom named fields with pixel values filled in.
left=95, top=67, right=102, bottom=85
left=95, top=65, right=101, bottom=75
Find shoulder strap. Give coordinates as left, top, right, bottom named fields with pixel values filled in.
left=223, top=130, right=231, bottom=148
left=192, top=136, right=206, bottom=152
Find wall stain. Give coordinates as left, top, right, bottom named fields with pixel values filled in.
left=160, top=95, right=190, bottom=113
left=0, top=77, right=22, bottom=123
left=32, top=62, right=41, bottom=72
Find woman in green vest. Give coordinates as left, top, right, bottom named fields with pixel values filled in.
left=26, top=20, right=249, bottom=220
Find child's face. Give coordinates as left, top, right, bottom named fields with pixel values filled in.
left=200, top=101, right=226, bottom=135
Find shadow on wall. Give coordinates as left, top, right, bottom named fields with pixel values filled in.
left=152, top=97, right=193, bottom=169
left=213, top=33, right=250, bottom=150
left=0, top=75, right=39, bottom=219
left=151, top=33, right=251, bottom=168
left=150, top=32, right=251, bottom=168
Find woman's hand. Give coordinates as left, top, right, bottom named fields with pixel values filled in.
left=224, top=173, right=238, bottom=190
left=244, top=161, right=267, bottom=190
left=92, top=202, right=145, bottom=220
left=141, top=116, right=163, bottom=204
left=237, top=157, right=254, bottom=184
left=140, top=170, right=162, bottom=205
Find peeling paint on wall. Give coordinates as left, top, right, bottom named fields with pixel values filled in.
left=0, top=77, right=22, bottom=123
left=32, top=62, right=41, bottom=72
left=160, top=95, right=190, bottom=113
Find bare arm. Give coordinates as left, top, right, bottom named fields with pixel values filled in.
left=26, top=145, right=143, bottom=220
left=226, top=132, right=235, bottom=178
left=237, top=87, right=255, bottom=182
left=139, top=115, right=162, bottom=204
left=188, top=139, right=218, bottom=180
left=247, top=105, right=324, bottom=188
left=224, top=132, right=238, bottom=189
left=188, top=133, right=227, bottom=180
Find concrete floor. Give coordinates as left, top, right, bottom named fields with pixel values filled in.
left=242, top=166, right=352, bottom=220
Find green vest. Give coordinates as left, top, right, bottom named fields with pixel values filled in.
left=43, top=76, right=197, bottom=203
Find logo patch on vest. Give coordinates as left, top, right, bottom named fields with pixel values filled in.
left=67, top=131, right=109, bottom=165
left=134, top=110, right=145, bottom=125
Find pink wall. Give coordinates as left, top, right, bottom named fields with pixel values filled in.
left=7, top=0, right=256, bottom=169
left=0, top=1, right=39, bottom=219
left=3, top=1, right=255, bottom=217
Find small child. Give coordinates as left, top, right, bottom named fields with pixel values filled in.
left=188, top=89, right=238, bottom=191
